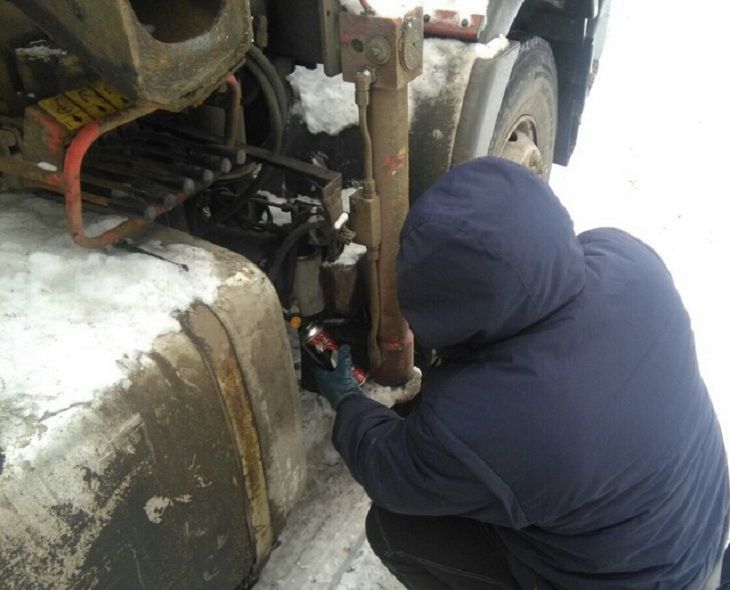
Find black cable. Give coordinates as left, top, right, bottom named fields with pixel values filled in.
left=197, top=47, right=289, bottom=235
left=199, top=78, right=281, bottom=231
left=247, top=45, right=289, bottom=123
left=267, top=221, right=327, bottom=283
left=245, top=59, right=284, bottom=153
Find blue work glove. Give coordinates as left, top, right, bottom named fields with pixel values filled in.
left=313, top=345, right=364, bottom=410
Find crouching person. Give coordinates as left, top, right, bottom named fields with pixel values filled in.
left=315, top=158, right=729, bottom=589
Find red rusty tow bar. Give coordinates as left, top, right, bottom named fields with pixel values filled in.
left=224, top=74, right=242, bottom=148
left=63, top=105, right=157, bottom=248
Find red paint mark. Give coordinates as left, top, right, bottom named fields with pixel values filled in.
left=384, top=148, right=406, bottom=177
left=28, top=107, right=67, bottom=163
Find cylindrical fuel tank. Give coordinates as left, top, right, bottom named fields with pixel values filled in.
left=0, top=226, right=306, bottom=589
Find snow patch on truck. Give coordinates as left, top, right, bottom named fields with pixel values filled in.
left=36, top=162, right=58, bottom=172
left=258, top=190, right=293, bottom=225
left=15, top=41, right=68, bottom=62
left=144, top=496, right=172, bottom=524
left=326, top=242, right=367, bottom=267
left=289, top=36, right=509, bottom=136
left=411, top=36, right=509, bottom=106
left=0, top=193, right=221, bottom=462
left=144, top=494, right=193, bottom=524
left=340, top=0, right=487, bottom=19
left=288, top=66, right=358, bottom=136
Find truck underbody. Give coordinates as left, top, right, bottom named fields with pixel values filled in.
left=0, top=0, right=609, bottom=586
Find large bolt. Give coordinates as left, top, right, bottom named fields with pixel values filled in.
left=366, top=36, right=392, bottom=65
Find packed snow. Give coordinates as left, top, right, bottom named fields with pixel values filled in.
left=289, top=36, right=509, bottom=136
left=327, top=242, right=367, bottom=266
left=36, top=162, right=58, bottom=172
left=15, top=41, right=68, bottom=62
left=288, top=66, right=358, bottom=136
left=0, top=194, right=221, bottom=458
left=340, top=0, right=487, bottom=19
left=258, top=190, right=293, bottom=225
left=409, top=36, right=508, bottom=125
left=339, top=0, right=417, bottom=17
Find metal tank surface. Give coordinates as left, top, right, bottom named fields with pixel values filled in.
left=8, top=0, right=252, bottom=109
left=0, top=227, right=306, bottom=589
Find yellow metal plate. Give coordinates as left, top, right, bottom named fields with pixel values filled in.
left=65, top=87, right=117, bottom=120
left=38, top=84, right=131, bottom=131
left=38, top=94, right=94, bottom=131
left=90, top=82, right=132, bottom=110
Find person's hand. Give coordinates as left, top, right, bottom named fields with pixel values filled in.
left=313, top=345, right=364, bottom=410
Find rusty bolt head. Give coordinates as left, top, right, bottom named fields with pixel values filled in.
left=365, top=36, right=392, bottom=66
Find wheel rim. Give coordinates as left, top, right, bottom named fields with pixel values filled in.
left=498, top=116, right=547, bottom=178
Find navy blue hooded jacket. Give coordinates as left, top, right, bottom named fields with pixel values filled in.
left=334, top=158, right=729, bottom=589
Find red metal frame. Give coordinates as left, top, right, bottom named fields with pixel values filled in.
left=61, top=105, right=156, bottom=247
left=424, top=10, right=486, bottom=41
left=224, top=74, right=242, bottom=148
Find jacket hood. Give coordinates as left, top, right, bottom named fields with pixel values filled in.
left=397, top=157, right=585, bottom=350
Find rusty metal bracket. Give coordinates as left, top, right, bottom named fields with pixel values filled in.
left=340, top=8, right=424, bottom=87
left=224, top=75, right=242, bottom=148
left=244, top=144, right=344, bottom=226
left=424, top=10, right=487, bottom=41
left=62, top=105, right=158, bottom=247
left=339, top=8, right=423, bottom=385
left=0, top=103, right=166, bottom=248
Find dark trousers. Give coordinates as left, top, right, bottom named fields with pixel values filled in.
left=367, top=504, right=730, bottom=590
left=365, top=504, right=520, bottom=590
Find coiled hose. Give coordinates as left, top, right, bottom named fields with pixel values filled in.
left=200, top=45, right=289, bottom=233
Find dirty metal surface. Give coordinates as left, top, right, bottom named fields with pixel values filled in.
left=339, top=9, right=422, bottom=384
left=340, top=8, right=424, bottom=88
left=10, top=0, right=252, bottom=110
left=245, top=143, right=344, bottom=225
left=1, top=330, right=254, bottom=589
left=183, top=303, right=275, bottom=569
left=424, top=10, right=486, bottom=41
left=0, top=226, right=307, bottom=589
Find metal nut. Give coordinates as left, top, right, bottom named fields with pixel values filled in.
left=365, top=36, right=391, bottom=65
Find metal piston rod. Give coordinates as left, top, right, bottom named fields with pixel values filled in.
left=341, top=8, right=424, bottom=385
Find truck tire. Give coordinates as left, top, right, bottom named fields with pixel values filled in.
left=488, top=36, right=558, bottom=178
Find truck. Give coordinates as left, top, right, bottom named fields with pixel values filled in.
left=0, top=0, right=610, bottom=587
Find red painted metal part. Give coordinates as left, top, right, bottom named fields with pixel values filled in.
left=64, top=120, right=102, bottom=246
left=424, top=11, right=486, bottom=41
left=27, top=106, right=68, bottom=165
left=372, top=331, right=415, bottom=386
left=62, top=105, right=156, bottom=248
left=224, top=75, right=242, bottom=148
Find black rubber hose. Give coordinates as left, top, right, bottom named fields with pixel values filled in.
left=245, top=58, right=284, bottom=153
left=198, top=60, right=284, bottom=233
left=247, top=45, right=289, bottom=123
left=267, top=221, right=328, bottom=283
